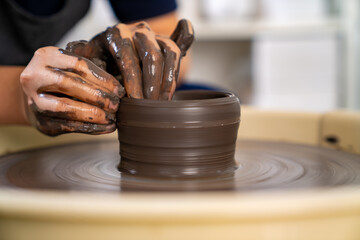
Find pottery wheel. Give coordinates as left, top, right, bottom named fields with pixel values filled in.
left=0, top=140, right=359, bottom=192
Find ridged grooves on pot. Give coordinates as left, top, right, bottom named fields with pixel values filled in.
left=116, top=90, right=241, bottom=178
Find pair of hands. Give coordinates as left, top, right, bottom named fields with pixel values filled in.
left=20, top=19, right=194, bottom=136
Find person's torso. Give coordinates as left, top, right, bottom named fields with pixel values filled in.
left=0, top=0, right=91, bottom=65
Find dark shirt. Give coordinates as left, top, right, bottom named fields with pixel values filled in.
left=0, top=0, right=177, bottom=65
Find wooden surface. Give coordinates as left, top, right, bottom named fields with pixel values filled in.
left=320, top=110, right=360, bottom=154
left=238, top=107, right=322, bottom=145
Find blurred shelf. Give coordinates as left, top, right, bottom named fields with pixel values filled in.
left=193, top=19, right=341, bottom=41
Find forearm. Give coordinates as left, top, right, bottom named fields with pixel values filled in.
left=0, top=66, right=29, bottom=125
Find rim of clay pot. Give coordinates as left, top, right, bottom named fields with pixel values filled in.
left=120, top=90, right=238, bottom=107
left=118, top=90, right=241, bottom=128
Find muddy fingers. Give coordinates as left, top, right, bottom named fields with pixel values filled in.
left=105, top=26, right=144, bottom=99
left=156, top=36, right=181, bottom=100
left=170, top=19, right=195, bottom=57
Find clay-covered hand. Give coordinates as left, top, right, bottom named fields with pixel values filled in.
left=66, top=19, right=194, bottom=100
left=20, top=46, right=125, bottom=136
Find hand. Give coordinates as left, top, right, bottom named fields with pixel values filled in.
left=20, top=46, right=125, bottom=136
left=66, top=19, right=194, bottom=100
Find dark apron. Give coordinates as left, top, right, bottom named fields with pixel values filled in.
left=0, top=0, right=91, bottom=65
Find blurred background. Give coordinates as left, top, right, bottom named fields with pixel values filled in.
left=57, top=0, right=360, bottom=112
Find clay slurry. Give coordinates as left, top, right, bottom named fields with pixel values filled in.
left=1, top=140, right=360, bottom=191
left=65, top=19, right=194, bottom=101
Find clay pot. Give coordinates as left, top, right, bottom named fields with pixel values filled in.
left=116, top=90, right=241, bottom=178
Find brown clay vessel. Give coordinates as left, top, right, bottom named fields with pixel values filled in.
left=116, top=90, right=241, bottom=178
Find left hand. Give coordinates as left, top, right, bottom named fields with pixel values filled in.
left=20, top=47, right=125, bottom=136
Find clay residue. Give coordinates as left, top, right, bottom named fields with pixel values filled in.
left=65, top=19, right=194, bottom=100
left=1, top=140, right=360, bottom=192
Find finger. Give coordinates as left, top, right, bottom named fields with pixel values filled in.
left=66, top=33, right=107, bottom=60
left=66, top=40, right=88, bottom=56
left=39, top=67, right=120, bottom=113
left=156, top=36, right=181, bottom=100
left=59, top=49, right=122, bottom=96
left=170, top=19, right=195, bottom=57
left=105, top=25, right=144, bottom=99
left=133, top=23, right=164, bottom=99
left=32, top=93, right=115, bottom=124
left=66, top=36, right=108, bottom=70
left=39, top=47, right=124, bottom=97
left=34, top=115, right=115, bottom=136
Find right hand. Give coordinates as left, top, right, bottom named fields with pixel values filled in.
left=20, top=46, right=125, bottom=136
left=66, top=19, right=194, bottom=100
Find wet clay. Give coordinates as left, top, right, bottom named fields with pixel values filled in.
left=133, top=31, right=163, bottom=99
left=105, top=26, right=144, bottom=99
left=156, top=36, right=181, bottom=100
left=24, top=19, right=193, bottom=137
left=65, top=19, right=194, bottom=100
left=21, top=47, right=124, bottom=137
left=0, top=140, right=359, bottom=192
left=117, top=90, right=241, bottom=178
left=170, top=19, right=194, bottom=57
